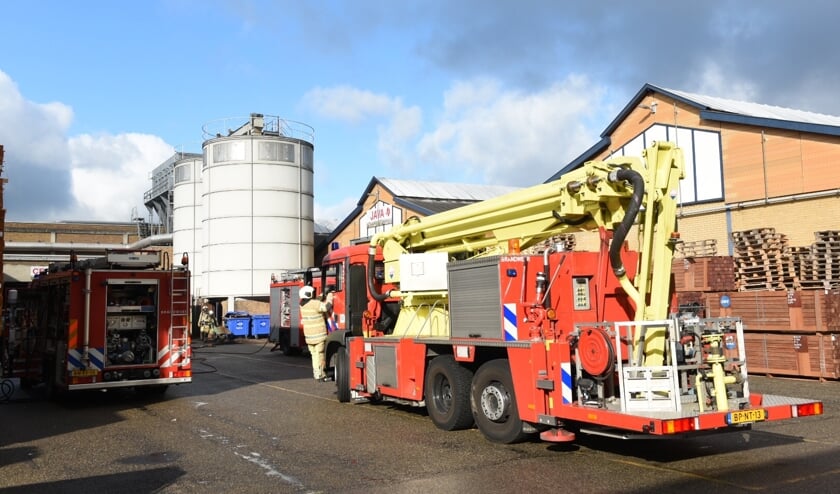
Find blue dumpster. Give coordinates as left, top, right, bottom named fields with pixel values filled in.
left=225, top=312, right=251, bottom=338
left=251, top=314, right=270, bottom=338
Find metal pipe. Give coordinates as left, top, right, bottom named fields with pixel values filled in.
left=5, top=234, right=173, bottom=254
left=761, top=131, right=768, bottom=202
left=83, top=268, right=92, bottom=367
left=677, top=188, right=840, bottom=218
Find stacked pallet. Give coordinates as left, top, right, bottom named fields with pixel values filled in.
left=731, top=228, right=798, bottom=291
left=675, top=239, right=717, bottom=258
left=792, top=230, right=840, bottom=290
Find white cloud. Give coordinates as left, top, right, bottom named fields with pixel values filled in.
left=0, top=70, right=174, bottom=222
left=376, top=105, right=423, bottom=172
left=0, top=71, right=74, bottom=170
left=303, top=85, right=403, bottom=123
left=303, top=84, right=425, bottom=174
left=314, top=195, right=357, bottom=230
left=67, top=133, right=174, bottom=222
left=693, top=61, right=758, bottom=102
left=417, top=75, right=604, bottom=186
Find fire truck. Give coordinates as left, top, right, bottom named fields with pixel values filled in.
left=268, top=267, right=324, bottom=355
left=269, top=246, right=394, bottom=356
left=11, top=249, right=191, bottom=396
left=316, top=141, right=822, bottom=444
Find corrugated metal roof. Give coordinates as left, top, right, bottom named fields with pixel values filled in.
left=396, top=198, right=480, bottom=216
left=556, top=83, right=840, bottom=184
left=657, top=85, right=840, bottom=126
left=378, top=177, right=519, bottom=201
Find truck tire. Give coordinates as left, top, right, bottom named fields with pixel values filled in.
left=43, top=360, right=63, bottom=401
left=425, top=355, right=474, bottom=431
left=470, top=359, right=529, bottom=444
left=335, top=345, right=351, bottom=403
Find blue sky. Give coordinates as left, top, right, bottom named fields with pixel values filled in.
left=2, top=0, right=839, bottom=227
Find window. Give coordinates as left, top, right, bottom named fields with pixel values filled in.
left=301, top=145, right=314, bottom=170
left=174, top=163, right=191, bottom=184
left=323, top=262, right=343, bottom=292
left=611, top=124, right=723, bottom=204
left=258, top=142, right=295, bottom=162
left=212, top=141, right=245, bottom=162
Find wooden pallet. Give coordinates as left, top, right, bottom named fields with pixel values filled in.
left=675, top=239, right=717, bottom=258
left=789, top=231, right=840, bottom=289
left=731, top=228, right=799, bottom=291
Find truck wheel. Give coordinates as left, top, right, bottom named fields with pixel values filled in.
left=471, top=359, right=529, bottom=444
left=279, top=335, right=293, bottom=356
left=425, top=355, right=474, bottom=430
left=44, top=361, right=63, bottom=401
left=335, top=346, right=351, bottom=403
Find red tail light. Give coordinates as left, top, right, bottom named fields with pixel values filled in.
left=662, top=418, right=695, bottom=434
left=794, top=402, right=823, bottom=417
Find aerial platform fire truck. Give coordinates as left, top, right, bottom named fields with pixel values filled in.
left=10, top=249, right=191, bottom=396
left=317, top=141, right=822, bottom=444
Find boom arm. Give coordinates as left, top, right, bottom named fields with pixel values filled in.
left=367, top=141, right=684, bottom=322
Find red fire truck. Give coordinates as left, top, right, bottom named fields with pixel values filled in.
left=11, top=250, right=191, bottom=396
left=268, top=246, right=394, bottom=358
left=268, top=267, right=324, bottom=355
left=319, top=141, right=823, bottom=444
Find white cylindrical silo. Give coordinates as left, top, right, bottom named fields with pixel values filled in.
left=172, top=154, right=205, bottom=302
left=200, top=114, right=315, bottom=298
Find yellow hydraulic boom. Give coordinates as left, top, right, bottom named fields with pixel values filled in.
left=367, top=141, right=684, bottom=364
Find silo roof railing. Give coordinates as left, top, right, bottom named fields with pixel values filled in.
left=202, top=114, right=314, bottom=143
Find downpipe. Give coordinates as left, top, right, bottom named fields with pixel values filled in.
left=83, top=268, right=92, bottom=367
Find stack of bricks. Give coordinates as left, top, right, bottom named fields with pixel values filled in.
left=731, top=228, right=798, bottom=291
left=672, top=256, right=736, bottom=293
left=672, top=238, right=735, bottom=318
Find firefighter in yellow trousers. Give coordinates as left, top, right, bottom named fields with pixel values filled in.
left=198, top=299, right=229, bottom=345
left=299, top=286, right=333, bottom=381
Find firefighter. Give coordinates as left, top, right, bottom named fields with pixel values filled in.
left=299, top=285, right=333, bottom=382
left=198, top=299, right=215, bottom=342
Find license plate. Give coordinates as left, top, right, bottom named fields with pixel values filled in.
left=727, top=409, right=766, bottom=425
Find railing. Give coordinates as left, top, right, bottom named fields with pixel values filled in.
left=202, top=114, right=315, bottom=143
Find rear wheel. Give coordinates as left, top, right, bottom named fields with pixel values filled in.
left=278, top=334, right=294, bottom=356
left=335, top=346, right=351, bottom=403
left=425, top=355, right=474, bottom=430
left=471, top=359, right=529, bottom=444
left=43, top=359, right=65, bottom=401
left=1, top=379, right=14, bottom=402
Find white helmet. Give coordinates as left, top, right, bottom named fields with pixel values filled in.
left=299, top=285, right=315, bottom=299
